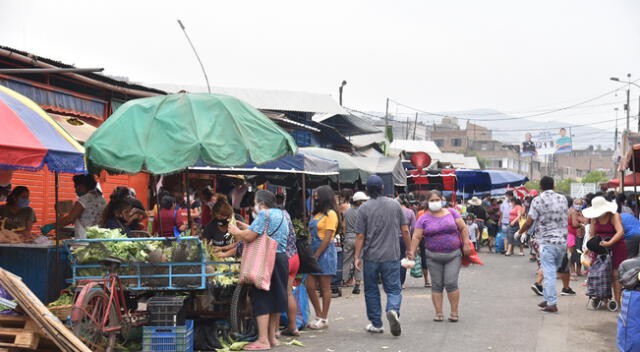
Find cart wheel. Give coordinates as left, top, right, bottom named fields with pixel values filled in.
left=71, top=289, right=118, bottom=351
left=230, top=284, right=256, bottom=336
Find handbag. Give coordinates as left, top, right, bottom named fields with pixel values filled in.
left=455, top=210, right=483, bottom=267
left=239, top=210, right=280, bottom=290
left=296, top=235, right=322, bottom=274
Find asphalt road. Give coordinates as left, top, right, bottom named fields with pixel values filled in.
left=282, top=251, right=618, bottom=352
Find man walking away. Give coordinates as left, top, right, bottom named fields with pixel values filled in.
left=342, top=191, right=369, bottom=294
left=517, top=176, right=568, bottom=313
left=355, top=175, right=411, bottom=336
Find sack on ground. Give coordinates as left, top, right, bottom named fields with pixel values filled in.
left=281, top=275, right=311, bottom=330
left=495, top=232, right=506, bottom=253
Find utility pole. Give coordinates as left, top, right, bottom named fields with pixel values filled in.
left=406, top=116, right=410, bottom=139
left=615, top=107, right=619, bottom=150
left=384, top=98, right=390, bottom=142
left=412, top=112, right=418, bottom=140
left=626, top=74, right=631, bottom=131
left=339, top=80, right=347, bottom=106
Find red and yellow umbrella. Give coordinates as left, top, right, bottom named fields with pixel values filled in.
left=0, top=85, right=85, bottom=173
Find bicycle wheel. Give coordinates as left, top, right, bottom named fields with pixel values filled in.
left=71, top=289, right=118, bottom=351
left=230, top=284, right=256, bottom=336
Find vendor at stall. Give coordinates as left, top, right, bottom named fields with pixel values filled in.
left=152, top=195, right=186, bottom=236
left=101, top=198, right=134, bottom=237
left=202, top=194, right=234, bottom=247
left=56, top=175, right=106, bottom=239
left=0, top=186, right=36, bottom=237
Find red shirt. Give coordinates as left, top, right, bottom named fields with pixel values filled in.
left=201, top=204, right=212, bottom=227
left=153, top=208, right=185, bottom=236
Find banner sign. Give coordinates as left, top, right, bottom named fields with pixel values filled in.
left=520, top=128, right=572, bottom=157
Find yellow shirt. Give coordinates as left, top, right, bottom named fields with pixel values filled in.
left=314, top=210, right=338, bottom=240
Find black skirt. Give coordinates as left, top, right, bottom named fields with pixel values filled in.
left=251, top=252, right=289, bottom=316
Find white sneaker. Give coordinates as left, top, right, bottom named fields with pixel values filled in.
left=365, top=324, right=384, bottom=333
left=308, top=318, right=328, bottom=330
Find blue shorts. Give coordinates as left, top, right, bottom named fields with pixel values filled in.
left=311, top=240, right=337, bottom=276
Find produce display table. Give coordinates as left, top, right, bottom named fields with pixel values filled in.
left=0, top=243, right=70, bottom=304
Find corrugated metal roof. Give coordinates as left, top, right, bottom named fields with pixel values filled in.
left=389, top=139, right=442, bottom=154
left=153, top=84, right=347, bottom=114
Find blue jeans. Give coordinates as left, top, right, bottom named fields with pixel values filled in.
left=540, top=244, right=566, bottom=306
left=363, top=259, right=402, bottom=328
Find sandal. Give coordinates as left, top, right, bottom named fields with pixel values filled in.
left=280, top=328, right=300, bottom=337
left=244, top=342, right=271, bottom=351
left=307, top=317, right=328, bottom=330
left=449, top=314, right=459, bottom=323
left=433, top=314, right=444, bottom=322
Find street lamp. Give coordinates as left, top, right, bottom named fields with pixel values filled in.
left=609, top=73, right=639, bottom=131
left=339, top=80, right=347, bottom=106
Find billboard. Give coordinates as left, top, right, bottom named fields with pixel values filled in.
left=520, top=128, right=572, bottom=157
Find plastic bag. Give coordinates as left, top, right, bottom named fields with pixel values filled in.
left=0, top=284, right=16, bottom=315
left=617, top=290, right=640, bottom=352
left=410, top=255, right=423, bottom=278
left=619, top=257, right=640, bottom=290
left=461, top=242, right=484, bottom=267
left=495, top=231, right=506, bottom=253
left=481, top=228, right=489, bottom=240
left=281, top=275, right=310, bottom=330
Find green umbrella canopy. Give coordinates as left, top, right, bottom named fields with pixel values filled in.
left=85, top=93, right=297, bottom=174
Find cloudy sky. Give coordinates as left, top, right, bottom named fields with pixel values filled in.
left=1, top=0, right=639, bottom=145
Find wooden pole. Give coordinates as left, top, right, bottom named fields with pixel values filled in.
left=185, top=170, right=192, bottom=231
left=54, top=172, right=60, bottom=292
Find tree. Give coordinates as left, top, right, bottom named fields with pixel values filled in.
left=556, top=178, right=576, bottom=195
left=582, top=170, right=609, bottom=184
left=525, top=181, right=540, bottom=191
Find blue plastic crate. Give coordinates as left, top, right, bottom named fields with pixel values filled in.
left=143, top=320, right=194, bottom=352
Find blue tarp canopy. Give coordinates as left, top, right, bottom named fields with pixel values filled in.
left=190, top=150, right=339, bottom=175
left=456, top=169, right=528, bottom=198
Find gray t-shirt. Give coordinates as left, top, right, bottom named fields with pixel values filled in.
left=356, top=196, right=408, bottom=262
left=528, top=190, right=568, bottom=246
left=343, top=206, right=359, bottom=237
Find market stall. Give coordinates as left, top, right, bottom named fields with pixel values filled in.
left=0, top=84, right=85, bottom=303
left=456, top=169, right=529, bottom=198
left=81, top=92, right=297, bottom=350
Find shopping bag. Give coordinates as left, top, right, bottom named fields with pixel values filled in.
left=495, top=231, right=506, bottom=253
left=617, top=290, right=640, bottom=352
left=481, top=228, right=489, bottom=240
left=410, top=255, right=423, bottom=278
left=281, top=275, right=311, bottom=330
left=296, top=236, right=322, bottom=274
left=239, top=212, right=278, bottom=291
left=461, top=241, right=484, bottom=267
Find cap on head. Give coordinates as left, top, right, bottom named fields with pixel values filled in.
left=366, top=175, right=383, bottom=191
left=352, top=191, right=370, bottom=202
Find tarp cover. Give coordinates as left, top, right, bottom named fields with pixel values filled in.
left=456, top=169, right=528, bottom=197
left=191, top=150, right=339, bottom=175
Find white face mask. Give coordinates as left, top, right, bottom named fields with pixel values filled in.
left=428, top=201, right=443, bottom=212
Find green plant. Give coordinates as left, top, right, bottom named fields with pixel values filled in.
left=525, top=181, right=540, bottom=191
left=581, top=170, right=609, bottom=184
left=556, top=178, right=576, bottom=195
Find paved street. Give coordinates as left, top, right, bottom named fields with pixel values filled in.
left=288, top=251, right=617, bottom=352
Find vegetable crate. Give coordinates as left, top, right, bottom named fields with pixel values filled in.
left=65, top=237, right=239, bottom=291
left=143, top=319, right=194, bottom=352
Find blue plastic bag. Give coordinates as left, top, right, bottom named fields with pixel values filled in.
left=618, top=290, right=640, bottom=352
left=495, top=231, right=506, bottom=253
left=281, top=275, right=310, bottom=330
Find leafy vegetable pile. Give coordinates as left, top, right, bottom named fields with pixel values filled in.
left=47, top=289, right=74, bottom=308
left=73, top=227, right=149, bottom=264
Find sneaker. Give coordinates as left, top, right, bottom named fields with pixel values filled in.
left=561, top=288, right=576, bottom=296
left=365, top=324, right=384, bottom=334
left=386, top=310, right=401, bottom=336
left=540, top=305, right=558, bottom=313
left=537, top=301, right=547, bottom=308
left=352, top=285, right=361, bottom=295
left=531, top=283, right=543, bottom=296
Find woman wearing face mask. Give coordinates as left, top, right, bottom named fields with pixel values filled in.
left=568, top=198, right=587, bottom=277
left=408, top=190, right=471, bottom=323
left=57, top=175, right=107, bottom=239
left=505, top=198, right=525, bottom=256
left=228, top=190, right=290, bottom=350
left=202, top=194, right=234, bottom=247
left=0, top=186, right=36, bottom=237
left=306, top=185, right=339, bottom=330
left=101, top=199, right=133, bottom=237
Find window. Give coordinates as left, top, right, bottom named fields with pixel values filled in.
left=451, top=138, right=462, bottom=147
left=434, top=139, right=444, bottom=147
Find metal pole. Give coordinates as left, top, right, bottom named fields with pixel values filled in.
left=301, top=174, right=307, bottom=222
left=412, top=112, right=418, bottom=140
left=177, top=19, right=211, bottom=93
left=384, top=98, right=389, bottom=126
left=633, top=151, right=638, bottom=214
left=626, top=78, right=631, bottom=131
left=0, top=68, right=104, bottom=74
left=155, top=175, right=164, bottom=236
left=637, top=95, right=640, bottom=132
left=406, top=116, right=410, bottom=139
left=185, top=170, right=192, bottom=231
left=54, top=172, right=60, bottom=283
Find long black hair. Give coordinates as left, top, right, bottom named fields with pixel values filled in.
left=313, top=185, right=337, bottom=216
left=101, top=199, right=130, bottom=226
